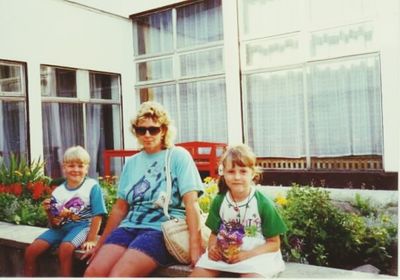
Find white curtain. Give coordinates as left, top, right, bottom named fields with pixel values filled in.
left=246, top=69, right=306, bottom=157
left=87, top=73, right=122, bottom=177
left=179, top=79, right=227, bottom=143
left=42, top=103, right=84, bottom=178
left=86, top=104, right=101, bottom=177
left=136, top=10, right=173, bottom=55
left=42, top=103, right=63, bottom=177
left=308, top=56, right=383, bottom=157
left=0, top=101, right=27, bottom=161
left=176, top=0, right=223, bottom=48
left=136, top=0, right=227, bottom=144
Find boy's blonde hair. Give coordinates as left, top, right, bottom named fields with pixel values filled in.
left=63, top=146, right=90, bottom=164
left=130, top=101, right=176, bottom=149
left=218, top=144, right=260, bottom=193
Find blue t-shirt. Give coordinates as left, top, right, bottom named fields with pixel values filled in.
left=117, top=147, right=204, bottom=230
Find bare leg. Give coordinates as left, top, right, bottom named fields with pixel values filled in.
left=24, top=239, right=51, bottom=277
left=84, top=244, right=126, bottom=277
left=108, top=248, right=158, bottom=277
left=58, top=242, right=75, bottom=277
left=190, top=267, right=221, bottom=277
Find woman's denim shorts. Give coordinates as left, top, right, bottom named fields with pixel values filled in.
left=104, top=227, right=175, bottom=266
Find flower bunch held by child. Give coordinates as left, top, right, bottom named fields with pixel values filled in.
left=217, top=221, right=245, bottom=263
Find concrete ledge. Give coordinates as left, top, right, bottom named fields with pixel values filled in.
left=0, top=221, right=396, bottom=278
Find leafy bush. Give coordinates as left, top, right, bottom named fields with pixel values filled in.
left=98, top=176, right=118, bottom=214
left=0, top=192, right=47, bottom=226
left=276, top=184, right=397, bottom=274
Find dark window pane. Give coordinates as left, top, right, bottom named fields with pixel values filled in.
left=0, top=101, right=28, bottom=161
left=90, top=73, right=120, bottom=100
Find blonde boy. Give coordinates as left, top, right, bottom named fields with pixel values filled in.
left=24, top=146, right=107, bottom=277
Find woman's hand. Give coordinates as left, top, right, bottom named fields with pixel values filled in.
left=183, top=191, right=205, bottom=267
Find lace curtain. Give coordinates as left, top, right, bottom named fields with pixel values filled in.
left=134, top=0, right=226, bottom=144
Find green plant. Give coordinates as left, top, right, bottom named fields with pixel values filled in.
left=0, top=155, right=53, bottom=227
left=0, top=193, right=47, bottom=226
left=276, top=184, right=397, bottom=274
left=98, top=175, right=118, bottom=214
left=352, top=193, right=377, bottom=216
left=0, top=154, right=52, bottom=200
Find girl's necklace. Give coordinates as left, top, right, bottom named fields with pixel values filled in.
left=230, top=192, right=251, bottom=224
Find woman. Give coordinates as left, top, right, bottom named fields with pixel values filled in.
left=83, top=101, right=205, bottom=277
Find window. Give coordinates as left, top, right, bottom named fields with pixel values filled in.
left=41, top=66, right=122, bottom=177
left=0, top=60, right=28, bottom=163
left=239, top=0, right=383, bottom=170
left=132, top=0, right=227, bottom=143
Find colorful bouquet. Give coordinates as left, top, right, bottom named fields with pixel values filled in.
left=217, top=221, right=245, bottom=263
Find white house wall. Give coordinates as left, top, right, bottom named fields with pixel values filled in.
left=0, top=0, right=137, bottom=159
left=377, top=0, right=400, bottom=173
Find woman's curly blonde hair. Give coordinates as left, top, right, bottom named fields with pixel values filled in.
left=130, top=101, right=176, bottom=149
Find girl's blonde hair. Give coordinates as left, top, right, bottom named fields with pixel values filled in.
left=130, top=101, right=176, bottom=149
left=63, top=145, right=90, bottom=164
left=218, top=144, right=260, bottom=194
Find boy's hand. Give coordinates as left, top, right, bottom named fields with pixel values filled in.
left=80, top=244, right=100, bottom=265
left=81, top=241, right=96, bottom=251
left=42, top=198, right=51, bottom=210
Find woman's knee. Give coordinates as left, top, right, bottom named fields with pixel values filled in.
left=84, top=264, right=100, bottom=277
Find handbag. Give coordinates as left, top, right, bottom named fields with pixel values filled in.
left=161, top=148, right=211, bottom=264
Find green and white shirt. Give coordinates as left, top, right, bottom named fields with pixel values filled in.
left=206, top=186, right=287, bottom=243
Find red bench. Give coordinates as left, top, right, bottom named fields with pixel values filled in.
left=176, top=141, right=227, bottom=178
left=103, top=149, right=139, bottom=176
left=103, top=142, right=227, bottom=177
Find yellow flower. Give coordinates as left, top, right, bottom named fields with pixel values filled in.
left=199, top=196, right=211, bottom=205
left=275, top=195, right=288, bottom=206
left=14, top=170, right=23, bottom=177
left=204, top=177, right=213, bottom=184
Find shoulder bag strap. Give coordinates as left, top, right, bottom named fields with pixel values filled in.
left=163, top=147, right=174, bottom=219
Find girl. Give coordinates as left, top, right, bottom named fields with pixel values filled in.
left=190, top=144, right=287, bottom=278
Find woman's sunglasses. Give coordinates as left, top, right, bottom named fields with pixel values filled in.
left=133, top=126, right=162, bottom=136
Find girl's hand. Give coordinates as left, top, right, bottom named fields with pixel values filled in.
left=228, top=250, right=251, bottom=264
left=208, top=245, right=222, bottom=261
